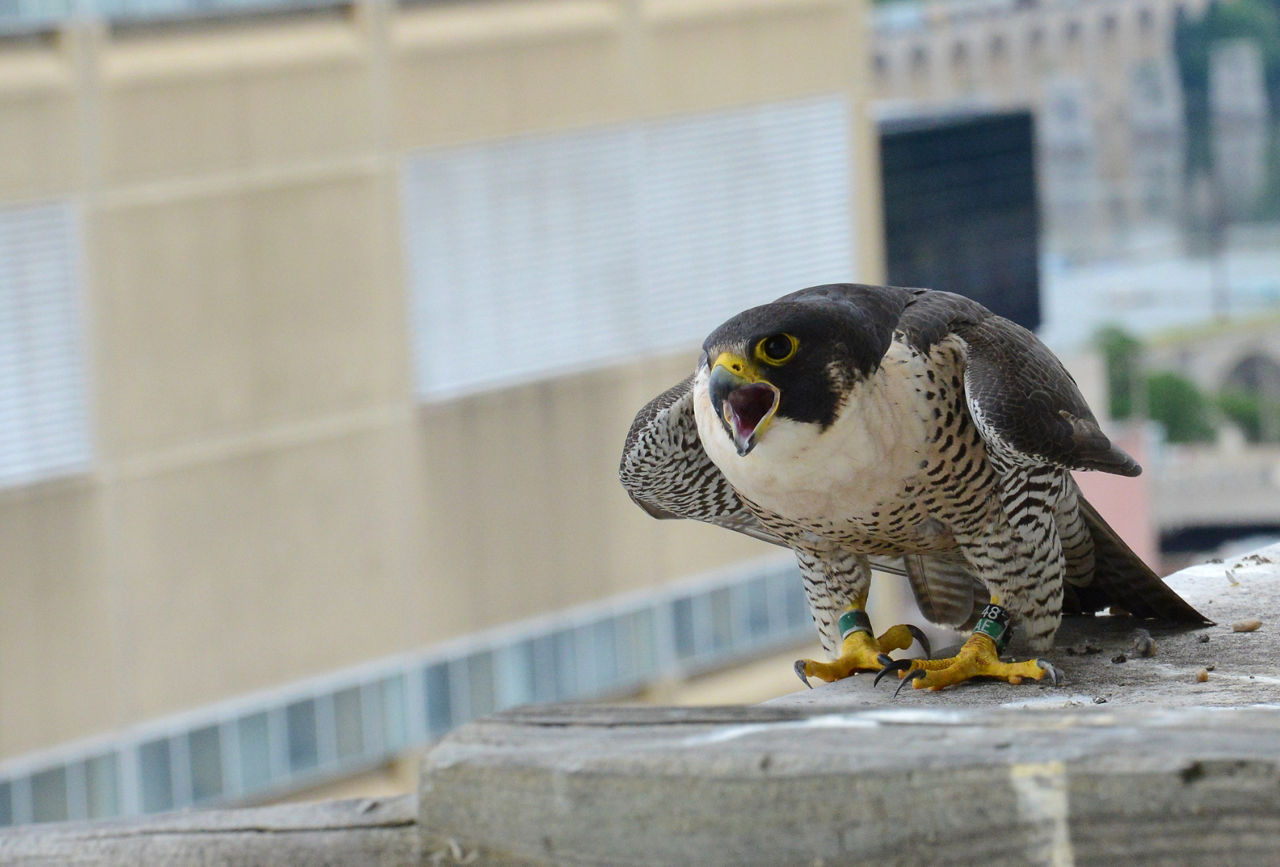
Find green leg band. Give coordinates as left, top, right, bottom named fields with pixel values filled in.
left=838, top=608, right=874, bottom=641
left=973, top=603, right=1014, bottom=654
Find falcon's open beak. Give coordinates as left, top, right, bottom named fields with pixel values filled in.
left=708, top=353, right=780, bottom=457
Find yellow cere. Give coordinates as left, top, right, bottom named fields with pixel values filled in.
left=712, top=352, right=758, bottom=380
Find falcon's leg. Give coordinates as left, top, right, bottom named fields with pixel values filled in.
left=792, top=552, right=930, bottom=687
left=796, top=605, right=933, bottom=686
left=884, top=473, right=1066, bottom=691
left=880, top=600, right=1057, bottom=691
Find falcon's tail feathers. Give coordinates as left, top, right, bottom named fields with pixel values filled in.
left=901, top=552, right=983, bottom=628
left=1076, top=494, right=1212, bottom=624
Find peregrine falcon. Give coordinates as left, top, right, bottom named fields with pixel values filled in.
left=620, top=284, right=1208, bottom=691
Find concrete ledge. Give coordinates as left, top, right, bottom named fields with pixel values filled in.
left=3, top=548, right=1277, bottom=864
left=417, top=546, right=1280, bottom=865
left=0, top=795, right=419, bottom=866
left=780, top=543, right=1280, bottom=713
left=421, top=704, right=1280, bottom=865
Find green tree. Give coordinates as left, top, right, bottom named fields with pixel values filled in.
left=1217, top=389, right=1263, bottom=440
left=1176, top=0, right=1280, bottom=119
left=1146, top=371, right=1217, bottom=444
left=1095, top=326, right=1143, bottom=421
left=1217, top=388, right=1280, bottom=442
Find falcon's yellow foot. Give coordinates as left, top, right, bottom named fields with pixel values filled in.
left=794, top=611, right=931, bottom=688
left=876, top=633, right=1059, bottom=694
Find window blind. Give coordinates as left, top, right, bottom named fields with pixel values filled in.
left=0, top=200, right=90, bottom=487
left=402, top=96, right=857, bottom=400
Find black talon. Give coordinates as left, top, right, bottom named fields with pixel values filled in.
left=874, top=658, right=913, bottom=688
left=1036, top=659, right=1060, bottom=686
left=893, top=669, right=926, bottom=698
left=906, top=625, right=932, bottom=659
left=794, top=659, right=813, bottom=689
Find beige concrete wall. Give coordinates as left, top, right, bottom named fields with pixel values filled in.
left=0, top=0, right=881, bottom=758
left=0, top=479, right=116, bottom=755
left=0, top=40, right=81, bottom=200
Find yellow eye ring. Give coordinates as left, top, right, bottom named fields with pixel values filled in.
left=754, top=333, right=798, bottom=366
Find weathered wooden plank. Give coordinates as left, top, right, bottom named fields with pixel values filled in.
left=0, top=795, right=419, bottom=866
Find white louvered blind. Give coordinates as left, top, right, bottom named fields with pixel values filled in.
left=0, top=201, right=90, bottom=487
left=402, top=96, right=856, bottom=400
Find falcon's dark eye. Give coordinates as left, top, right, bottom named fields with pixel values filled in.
left=754, top=333, right=798, bottom=366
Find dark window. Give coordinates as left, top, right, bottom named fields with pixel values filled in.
left=463, top=652, right=496, bottom=720
left=139, top=739, right=173, bottom=814
left=497, top=640, right=535, bottom=708
left=785, top=580, right=810, bottom=629
left=530, top=634, right=560, bottom=703
left=590, top=621, right=618, bottom=689
left=85, top=754, right=120, bottom=819
left=424, top=663, right=453, bottom=736
left=616, top=610, right=657, bottom=683
left=285, top=700, right=318, bottom=774
left=379, top=676, right=407, bottom=750
left=188, top=726, right=223, bottom=803
left=30, top=768, right=67, bottom=823
left=710, top=587, right=734, bottom=653
left=554, top=629, right=579, bottom=698
left=673, top=597, right=697, bottom=659
left=333, top=687, right=365, bottom=760
left=744, top=575, right=772, bottom=638
left=237, top=713, right=272, bottom=791
left=879, top=111, right=1041, bottom=330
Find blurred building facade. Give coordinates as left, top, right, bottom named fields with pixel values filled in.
left=871, top=0, right=1212, bottom=271
left=869, top=0, right=1280, bottom=565
left=0, top=0, right=884, bottom=824
left=871, top=0, right=1210, bottom=111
